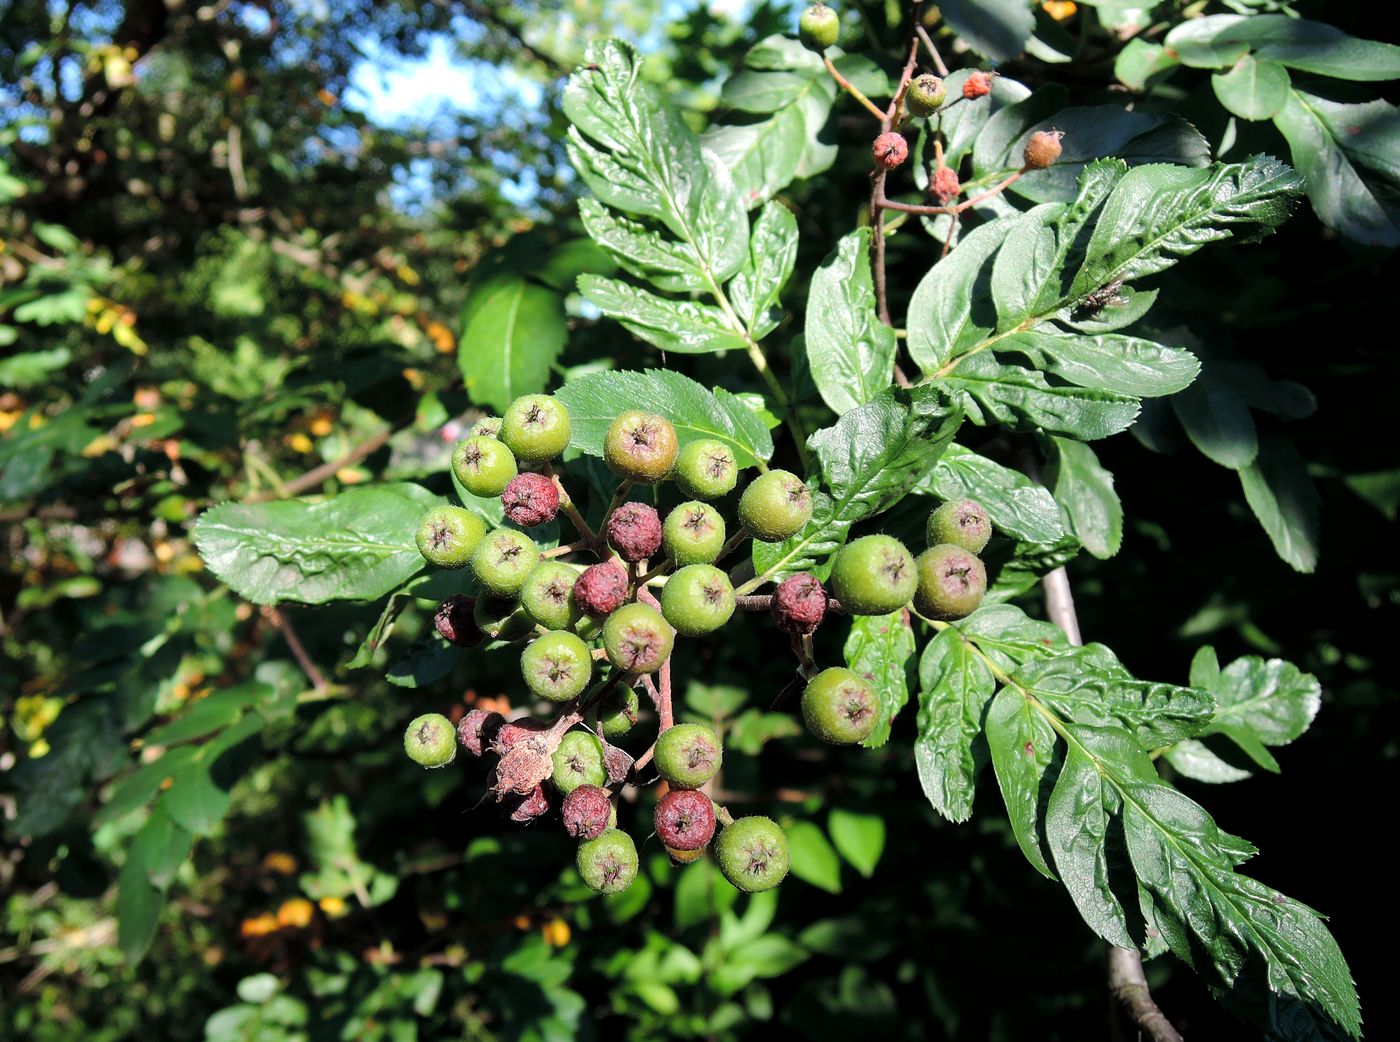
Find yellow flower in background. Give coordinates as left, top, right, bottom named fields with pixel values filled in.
left=240, top=913, right=280, bottom=938
left=1042, top=1, right=1077, bottom=20
left=541, top=918, right=571, bottom=947
left=262, top=851, right=298, bottom=875
left=319, top=896, right=348, bottom=918
left=276, top=898, right=315, bottom=929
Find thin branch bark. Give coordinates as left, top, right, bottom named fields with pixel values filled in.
left=262, top=606, right=328, bottom=693
left=245, top=428, right=391, bottom=503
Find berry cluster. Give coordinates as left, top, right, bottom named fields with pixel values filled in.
left=401, top=392, right=992, bottom=896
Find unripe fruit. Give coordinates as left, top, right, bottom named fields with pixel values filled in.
left=738, top=470, right=812, bottom=542
left=602, top=603, right=674, bottom=674
left=474, top=594, right=535, bottom=642
left=404, top=713, right=456, bottom=768
left=1023, top=130, right=1064, bottom=171
left=663, top=502, right=727, bottom=565
left=715, top=816, right=789, bottom=892
left=654, top=722, right=722, bottom=789
left=599, top=685, right=641, bottom=738
left=500, top=394, right=572, bottom=463
left=906, top=74, right=947, bottom=117
left=501, top=472, right=560, bottom=527
left=520, top=561, right=582, bottom=630
left=674, top=440, right=738, bottom=500
left=457, top=708, right=505, bottom=757
left=573, top=560, right=628, bottom=618
left=914, top=543, right=987, bottom=620
left=798, top=3, right=840, bottom=52
left=453, top=436, right=518, bottom=497
left=771, top=573, right=827, bottom=635
left=508, top=784, right=551, bottom=823
left=667, top=845, right=706, bottom=865
left=927, top=498, right=992, bottom=553
left=604, top=410, right=679, bottom=483
left=552, top=731, right=607, bottom=794
left=873, top=132, right=909, bottom=170
left=660, top=564, right=735, bottom=636
left=932, top=165, right=961, bottom=204
left=416, top=506, right=486, bottom=568
left=561, top=784, right=612, bottom=840
left=469, top=416, right=501, bottom=439
left=653, top=789, right=716, bottom=851
left=470, top=528, right=540, bottom=596
left=802, top=666, right=878, bottom=744
left=435, top=594, right=483, bottom=647
left=521, top=630, right=594, bottom=702
left=830, top=534, right=917, bottom=615
left=963, top=70, right=994, bottom=99
left=576, top=827, right=639, bottom=894
left=606, top=501, right=663, bottom=563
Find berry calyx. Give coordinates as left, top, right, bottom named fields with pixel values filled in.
left=606, top=501, right=663, bottom=563
left=561, top=784, right=612, bottom=840
left=573, top=560, right=629, bottom=618
left=1023, top=130, right=1064, bottom=171
left=576, top=828, right=639, bottom=894
left=927, top=498, right=992, bottom=553
left=552, top=731, right=608, bottom=794
left=663, top=502, right=727, bottom=565
left=932, top=165, right=961, bottom=205
left=500, top=394, right=572, bottom=463
left=830, top=534, right=917, bottom=615
left=914, top=543, right=987, bottom=620
left=873, top=132, right=909, bottom=170
left=738, top=470, right=812, bottom=542
left=435, top=594, right=483, bottom=647
left=599, top=685, right=641, bottom=738
left=906, top=74, right=947, bottom=117
left=798, top=3, right=840, bottom=52
left=604, top=410, right=679, bottom=483
left=521, top=630, right=594, bottom=702
left=470, top=528, right=540, bottom=597
left=715, top=816, right=789, bottom=893
left=771, top=573, right=828, bottom=635
left=654, top=722, right=722, bottom=789
left=403, top=713, right=456, bottom=768
left=457, top=708, right=505, bottom=757
left=660, top=564, right=735, bottom=636
left=801, top=666, right=878, bottom=744
left=474, top=594, right=535, bottom=642
left=520, top=561, right=582, bottom=630
left=653, top=789, right=717, bottom=851
left=602, top=603, right=674, bottom=674
left=962, top=70, right=994, bottom=99
left=453, top=436, right=518, bottom=497
left=501, top=472, right=560, bottom=527
left=415, top=506, right=486, bottom=568
left=674, top=439, right=739, bottom=500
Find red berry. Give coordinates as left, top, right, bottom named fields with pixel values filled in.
left=435, top=595, right=482, bottom=647
left=771, top=573, right=828, bottom=635
left=606, top=501, right=663, bottom=563
left=501, top=472, right=560, bottom=527
left=507, top=784, right=551, bottom=823
left=574, top=560, right=629, bottom=617
left=492, top=717, right=549, bottom=754
left=653, top=789, right=716, bottom=851
left=963, top=71, right=994, bottom=99
left=932, top=165, right=961, bottom=205
left=872, top=132, right=908, bottom=170
left=561, top=784, right=612, bottom=840
left=457, top=708, right=505, bottom=756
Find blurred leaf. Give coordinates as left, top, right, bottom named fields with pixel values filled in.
left=1046, top=437, right=1123, bottom=559
left=1239, top=435, right=1319, bottom=573
left=1212, top=55, right=1290, bottom=121
left=458, top=273, right=568, bottom=413
left=784, top=820, right=842, bottom=894
left=827, top=808, right=885, bottom=878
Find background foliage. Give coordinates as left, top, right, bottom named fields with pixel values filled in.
left=2, top=0, right=1396, bottom=1038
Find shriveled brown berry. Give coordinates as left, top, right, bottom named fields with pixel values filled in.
left=873, top=132, right=908, bottom=170
left=507, top=784, right=551, bottom=823
left=963, top=70, right=994, bottom=99
left=492, top=717, right=549, bottom=754
left=561, top=784, right=612, bottom=840
left=932, top=165, right=961, bottom=205
left=501, top=472, right=560, bottom=527
left=653, top=789, right=716, bottom=851
left=574, top=560, right=628, bottom=617
left=457, top=708, right=505, bottom=756
left=1023, top=130, right=1064, bottom=171
left=771, top=573, right=828, bottom=635
left=606, top=501, right=663, bottom=563
left=435, top=594, right=482, bottom=647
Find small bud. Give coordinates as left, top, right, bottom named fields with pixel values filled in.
left=771, top=573, right=828, bottom=635
left=561, top=784, right=613, bottom=840
left=1022, top=130, right=1064, bottom=171
left=962, top=70, right=994, bottom=100
left=872, top=132, right=909, bottom=170
left=435, top=594, right=483, bottom=647
left=502, top=472, right=560, bottom=528
left=932, top=165, right=961, bottom=205
left=606, top=501, right=664, bottom=563
left=906, top=74, right=947, bottom=118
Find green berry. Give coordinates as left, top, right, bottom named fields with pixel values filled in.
left=801, top=667, right=878, bottom=744
left=604, top=410, right=679, bottom=483
left=473, top=595, right=534, bottom=642
left=798, top=3, right=840, bottom=52
left=654, top=722, right=722, bottom=789
left=599, top=685, right=641, bottom=738
left=500, top=394, right=572, bottom=463
left=715, top=816, right=789, bottom=892
left=404, top=713, right=456, bottom=768
left=469, top=416, right=501, bottom=439
left=470, top=528, right=540, bottom=597
left=906, top=73, right=947, bottom=117
left=661, top=564, right=735, bottom=636
left=576, top=827, right=639, bottom=894
left=674, top=440, right=738, bottom=500
left=602, top=603, right=674, bottom=674
left=926, top=498, right=992, bottom=553
left=830, top=534, right=916, bottom=615
left=520, top=561, right=582, bottom=630
left=663, top=502, right=727, bottom=565
left=914, top=543, right=987, bottom=620
left=738, top=470, right=812, bottom=542
left=521, top=630, right=594, bottom=702
left=453, top=435, right=518, bottom=497
left=415, top=506, right=486, bottom=568
left=553, top=731, right=607, bottom=794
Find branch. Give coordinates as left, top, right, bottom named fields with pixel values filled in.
left=245, top=428, right=391, bottom=503
left=262, top=606, right=328, bottom=694
left=822, top=55, right=887, bottom=122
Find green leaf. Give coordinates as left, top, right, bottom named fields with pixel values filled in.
left=1046, top=437, right=1123, bottom=559
left=914, top=626, right=996, bottom=823
left=554, top=368, right=773, bottom=468
left=193, top=484, right=441, bottom=606
left=938, top=0, right=1035, bottom=62
left=944, top=353, right=1141, bottom=440
left=923, top=444, right=1067, bottom=545
left=1239, top=434, right=1319, bottom=573
left=579, top=275, right=749, bottom=354
left=385, top=632, right=466, bottom=688
left=702, top=107, right=807, bottom=211
left=10, top=698, right=126, bottom=837
left=117, top=854, right=165, bottom=965
left=1162, top=739, right=1253, bottom=784
left=985, top=685, right=1059, bottom=879
left=727, top=200, right=797, bottom=339
left=950, top=603, right=1071, bottom=674
left=805, top=229, right=897, bottom=415
left=0, top=347, right=71, bottom=388
left=751, top=385, right=962, bottom=581
left=94, top=746, right=200, bottom=827
left=1200, top=655, right=1321, bottom=769
left=159, top=711, right=262, bottom=836
left=1212, top=55, right=1290, bottom=121
left=827, top=809, right=885, bottom=878
left=1115, top=39, right=1179, bottom=92
left=999, top=329, right=1199, bottom=398
left=143, top=682, right=266, bottom=747
left=785, top=820, right=842, bottom=894
left=127, top=806, right=195, bottom=889
left=843, top=610, right=915, bottom=748
left=1171, top=377, right=1259, bottom=469
left=1166, top=13, right=1400, bottom=81
left=578, top=197, right=708, bottom=292
left=907, top=217, right=1009, bottom=373
left=458, top=273, right=567, bottom=414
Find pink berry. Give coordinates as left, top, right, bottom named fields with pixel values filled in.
left=653, top=789, right=716, bottom=851
left=508, top=784, right=551, bottom=823
left=606, top=502, right=663, bottom=563
left=457, top=708, right=505, bottom=756
left=771, top=573, right=828, bottom=635
left=501, top=472, right=560, bottom=527
left=932, top=165, right=961, bottom=205
left=872, top=132, right=908, bottom=170
left=435, top=594, right=483, bottom=647
left=574, top=560, right=629, bottom=617
left=562, top=785, right=612, bottom=840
